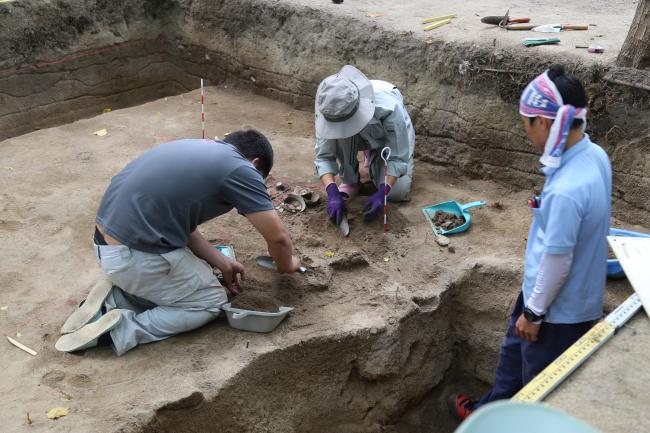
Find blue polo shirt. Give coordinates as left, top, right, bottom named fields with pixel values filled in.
left=522, top=134, right=612, bottom=324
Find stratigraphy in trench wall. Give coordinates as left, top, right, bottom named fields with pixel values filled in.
left=1, top=0, right=649, bottom=226
left=131, top=260, right=523, bottom=433
left=138, top=312, right=453, bottom=433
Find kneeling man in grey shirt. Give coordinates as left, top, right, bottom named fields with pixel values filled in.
left=56, top=129, right=302, bottom=356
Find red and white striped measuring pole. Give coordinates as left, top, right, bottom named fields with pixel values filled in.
left=380, top=147, right=391, bottom=233
left=200, top=78, right=205, bottom=139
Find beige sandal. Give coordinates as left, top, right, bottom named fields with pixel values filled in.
left=55, top=309, right=122, bottom=352
left=60, top=278, right=113, bottom=334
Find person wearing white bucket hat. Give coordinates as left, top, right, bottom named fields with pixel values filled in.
left=314, top=65, right=415, bottom=225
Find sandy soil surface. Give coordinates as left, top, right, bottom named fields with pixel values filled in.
left=283, top=0, right=636, bottom=64
left=0, top=85, right=647, bottom=432
left=0, top=84, right=518, bottom=432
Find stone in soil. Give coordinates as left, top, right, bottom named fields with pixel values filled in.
left=231, top=293, right=281, bottom=313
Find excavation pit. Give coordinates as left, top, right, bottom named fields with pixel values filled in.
left=1, top=1, right=649, bottom=433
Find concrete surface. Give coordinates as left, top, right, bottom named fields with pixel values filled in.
left=284, top=0, right=635, bottom=64
left=548, top=312, right=650, bottom=433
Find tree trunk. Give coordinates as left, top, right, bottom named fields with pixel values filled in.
left=617, top=0, right=650, bottom=69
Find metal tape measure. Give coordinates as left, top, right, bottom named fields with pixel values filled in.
left=512, top=293, right=643, bottom=402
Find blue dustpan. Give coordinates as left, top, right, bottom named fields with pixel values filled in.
left=607, top=227, right=650, bottom=279
left=421, top=200, right=487, bottom=235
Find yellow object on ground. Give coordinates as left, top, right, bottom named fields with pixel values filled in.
left=47, top=407, right=70, bottom=420
left=93, top=129, right=108, bottom=137
left=422, top=14, right=456, bottom=24
left=424, top=18, right=452, bottom=31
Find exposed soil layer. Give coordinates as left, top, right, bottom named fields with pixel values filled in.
left=231, top=293, right=281, bottom=313
left=1, top=0, right=649, bottom=227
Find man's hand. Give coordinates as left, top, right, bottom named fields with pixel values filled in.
left=219, top=260, right=246, bottom=295
left=515, top=313, right=541, bottom=342
left=187, top=229, right=245, bottom=294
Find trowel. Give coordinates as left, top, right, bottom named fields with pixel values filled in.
left=532, top=23, right=589, bottom=32
left=256, top=256, right=307, bottom=273
left=339, top=214, right=350, bottom=237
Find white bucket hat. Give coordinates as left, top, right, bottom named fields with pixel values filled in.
left=315, top=65, right=375, bottom=139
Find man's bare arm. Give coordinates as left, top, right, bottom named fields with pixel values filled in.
left=246, top=210, right=301, bottom=273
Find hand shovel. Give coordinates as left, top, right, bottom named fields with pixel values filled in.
left=339, top=214, right=350, bottom=237
left=532, top=23, right=589, bottom=32
left=256, top=256, right=307, bottom=273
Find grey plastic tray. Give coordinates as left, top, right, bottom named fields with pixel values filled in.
left=221, top=303, right=293, bottom=333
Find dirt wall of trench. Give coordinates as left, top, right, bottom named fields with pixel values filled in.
left=132, top=260, right=523, bottom=433
left=2, top=0, right=649, bottom=227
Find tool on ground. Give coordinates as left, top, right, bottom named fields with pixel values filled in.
left=255, top=255, right=307, bottom=273
left=200, top=78, right=205, bottom=139
left=575, top=45, right=604, bottom=53
left=380, top=147, right=391, bottom=233
left=512, top=292, right=643, bottom=402
left=533, top=24, right=589, bottom=33
left=607, top=228, right=650, bottom=279
left=422, top=200, right=486, bottom=236
left=6, top=336, right=37, bottom=356
left=505, top=24, right=538, bottom=30
left=481, top=9, right=530, bottom=27
left=522, top=37, right=561, bottom=47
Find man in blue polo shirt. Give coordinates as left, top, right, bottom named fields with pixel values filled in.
left=449, top=64, right=612, bottom=420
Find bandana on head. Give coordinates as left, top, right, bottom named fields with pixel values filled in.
left=519, top=70, right=587, bottom=168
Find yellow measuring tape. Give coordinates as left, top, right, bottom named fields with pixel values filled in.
left=512, top=293, right=642, bottom=402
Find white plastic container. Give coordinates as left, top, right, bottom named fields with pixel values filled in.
left=221, top=303, right=293, bottom=333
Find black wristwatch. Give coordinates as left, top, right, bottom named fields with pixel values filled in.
left=523, top=307, right=545, bottom=323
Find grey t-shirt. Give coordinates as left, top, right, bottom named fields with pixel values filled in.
left=96, top=139, right=273, bottom=254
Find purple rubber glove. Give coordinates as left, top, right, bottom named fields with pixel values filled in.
left=326, top=183, right=346, bottom=225
left=362, top=183, right=391, bottom=222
